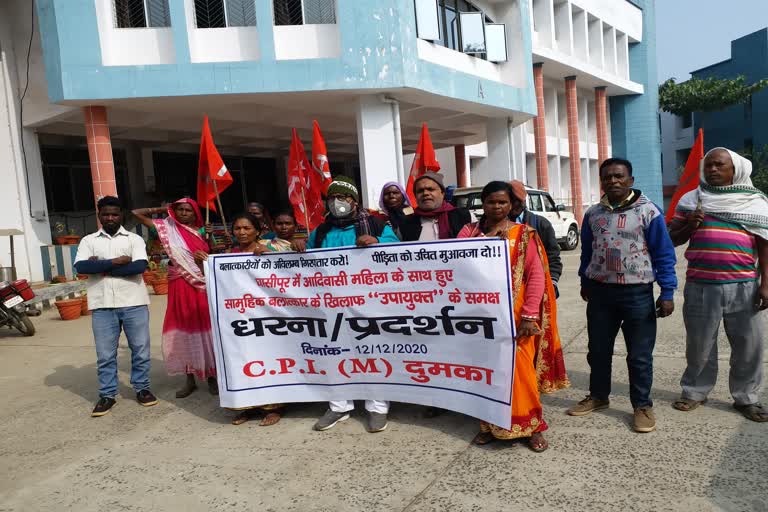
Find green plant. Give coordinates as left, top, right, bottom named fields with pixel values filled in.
left=659, top=76, right=768, bottom=118
left=740, top=145, right=768, bottom=194
left=54, top=222, right=66, bottom=234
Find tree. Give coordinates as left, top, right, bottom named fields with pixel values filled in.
left=659, top=76, right=768, bottom=118
left=741, top=145, right=768, bottom=194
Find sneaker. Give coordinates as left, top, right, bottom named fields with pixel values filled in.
left=366, top=412, right=388, bottom=433
left=633, top=407, right=656, bottom=433
left=136, top=389, right=158, bottom=407
left=91, top=397, right=116, bottom=417
left=313, top=410, right=350, bottom=431
left=567, top=395, right=610, bottom=416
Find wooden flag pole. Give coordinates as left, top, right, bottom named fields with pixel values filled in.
left=213, top=180, right=230, bottom=238
left=300, top=184, right=310, bottom=233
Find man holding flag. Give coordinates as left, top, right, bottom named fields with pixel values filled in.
left=669, top=147, right=768, bottom=423
left=400, top=124, right=470, bottom=242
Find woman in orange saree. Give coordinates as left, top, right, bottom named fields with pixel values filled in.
left=458, top=181, right=569, bottom=452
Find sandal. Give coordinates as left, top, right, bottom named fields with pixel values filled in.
left=259, top=411, right=282, bottom=427
left=734, top=403, right=768, bottom=423
left=528, top=432, right=548, bottom=453
left=472, top=431, right=496, bottom=445
left=232, top=409, right=260, bottom=426
left=673, top=397, right=707, bottom=412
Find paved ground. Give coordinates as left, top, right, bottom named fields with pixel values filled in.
left=1, top=249, right=766, bottom=512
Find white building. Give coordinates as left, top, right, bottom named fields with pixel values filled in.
left=0, top=0, right=661, bottom=282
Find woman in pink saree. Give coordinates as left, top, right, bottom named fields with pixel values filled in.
left=133, top=198, right=218, bottom=397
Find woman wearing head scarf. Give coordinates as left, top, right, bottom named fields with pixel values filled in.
left=457, top=181, right=569, bottom=451
left=669, top=148, right=768, bottom=422
left=133, top=199, right=218, bottom=398
left=376, top=182, right=413, bottom=239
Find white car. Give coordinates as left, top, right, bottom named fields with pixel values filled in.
left=451, top=185, right=580, bottom=250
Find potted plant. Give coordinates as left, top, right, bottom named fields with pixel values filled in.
left=143, top=260, right=157, bottom=285
left=54, top=298, right=82, bottom=321
left=53, top=223, right=81, bottom=245
left=80, top=293, right=90, bottom=316
left=151, top=261, right=169, bottom=295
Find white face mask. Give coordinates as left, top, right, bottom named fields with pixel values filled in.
left=329, top=198, right=353, bottom=219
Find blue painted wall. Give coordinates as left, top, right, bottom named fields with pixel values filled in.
left=609, top=0, right=663, bottom=206
left=691, top=28, right=768, bottom=154
left=35, top=0, right=535, bottom=117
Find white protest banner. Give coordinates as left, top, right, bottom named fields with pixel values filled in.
left=206, top=239, right=516, bottom=428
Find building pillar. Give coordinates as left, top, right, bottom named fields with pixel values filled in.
left=532, top=63, right=549, bottom=190
left=564, top=77, right=584, bottom=222
left=355, top=96, right=401, bottom=208
left=473, top=118, right=513, bottom=186
left=595, top=86, right=610, bottom=165
left=455, top=145, right=468, bottom=187
left=83, top=106, right=117, bottom=209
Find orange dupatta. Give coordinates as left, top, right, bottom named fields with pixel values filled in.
left=507, top=224, right=570, bottom=393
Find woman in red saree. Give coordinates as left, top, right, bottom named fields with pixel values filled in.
left=457, top=181, right=569, bottom=452
left=133, top=199, right=217, bottom=397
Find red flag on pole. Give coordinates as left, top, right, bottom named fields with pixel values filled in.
left=311, top=120, right=333, bottom=195
left=406, top=123, right=441, bottom=205
left=196, top=115, right=232, bottom=212
left=287, top=129, right=325, bottom=232
left=666, top=128, right=704, bottom=222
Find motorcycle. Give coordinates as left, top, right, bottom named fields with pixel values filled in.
left=0, top=279, right=36, bottom=336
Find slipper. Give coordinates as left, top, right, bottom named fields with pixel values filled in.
left=734, top=403, right=768, bottom=422
left=259, top=412, right=282, bottom=427
left=673, top=398, right=707, bottom=412
left=472, top=432, right=496, bottom=445
left=528, top=433, right=548, bottom=453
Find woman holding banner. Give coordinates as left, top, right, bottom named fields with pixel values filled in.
left=133, top=199, right=218, bottom=398
left=457, top=181, right=569, bottom=452
left=220, top=211, right=290, bottom=425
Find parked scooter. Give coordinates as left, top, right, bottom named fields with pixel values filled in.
left=0, top=280, right=36, bottom=336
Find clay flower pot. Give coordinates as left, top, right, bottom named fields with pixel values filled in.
left=80, top=296, right=90, bottom=316
left=142, top=271, right=155, bottom=285
left=54, top=235, right=81, bottom=245
left=152, top=276, right=169, bottom=295
left=55, top=299, right=82, bottom=321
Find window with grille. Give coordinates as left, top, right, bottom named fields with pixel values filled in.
left=194, top=0, right=257, bottom=28
left=114, top=0, right=171, bottom=28
left=273, top=0, right=336, bottom=26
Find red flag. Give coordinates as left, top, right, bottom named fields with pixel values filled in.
left=287, top=129, right=325, bottom=231
left=311, top=120, right=333, bottom=195
left=196, top=115, right=232, bottom=212
left=406, top=123, right=441, bottom=205
left=666, top=128, right=704, bottom=222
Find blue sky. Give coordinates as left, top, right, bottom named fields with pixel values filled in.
left=656, top=0, right=768, bottom=82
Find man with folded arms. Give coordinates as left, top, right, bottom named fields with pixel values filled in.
left=74, top=196, right=157, bottom=417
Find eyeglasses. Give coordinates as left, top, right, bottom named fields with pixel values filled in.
left=328, top=194, right=353, bottom=202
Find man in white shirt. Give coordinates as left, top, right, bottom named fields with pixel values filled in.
left=74, top=196, right=157, bottom=417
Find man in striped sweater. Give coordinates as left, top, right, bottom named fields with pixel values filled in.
left=669, top=148, right=768, bottom=423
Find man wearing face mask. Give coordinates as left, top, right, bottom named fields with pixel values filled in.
left=400, top=172, right=471, bottom=242
left=307, top=176, right=400, bottom=433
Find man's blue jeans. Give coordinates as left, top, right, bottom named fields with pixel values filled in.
left=585, top=281, right=657, bottom=408
left=92, top=306, right=151, bottom=398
